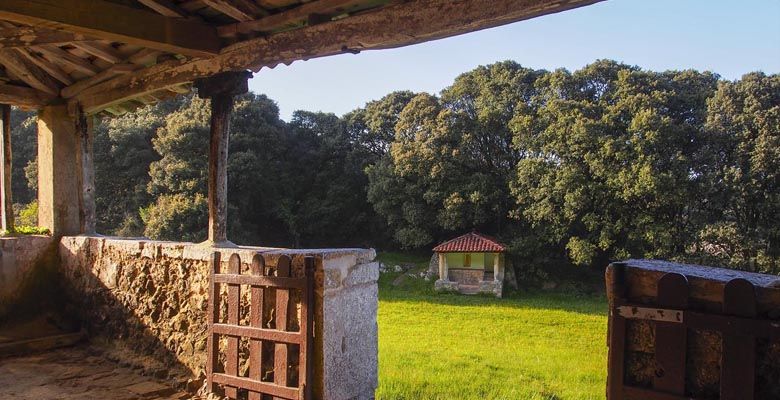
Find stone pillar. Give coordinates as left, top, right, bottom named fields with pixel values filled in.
left=38, top=105, right=81, bottom=236
left=0, top=104, right=13, bottom=232
left=319, top=249, right=379, bottom=400
left=194, top=70, right=252, bottom=246
left=494, top=252, right=500, bottom=281
left=438, top=252, right=445, bottom=280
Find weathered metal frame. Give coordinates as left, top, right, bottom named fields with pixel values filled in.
left=207, top=251, right=316, bottom=400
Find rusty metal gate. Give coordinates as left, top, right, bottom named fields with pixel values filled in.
left=207, top=251, right=315, bottom=400
left=607, top=267, right=780, bottom=400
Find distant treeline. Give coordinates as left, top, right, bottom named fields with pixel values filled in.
left=8, top=60, right=780, bottom=275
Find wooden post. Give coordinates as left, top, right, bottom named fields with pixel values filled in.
left=194, top=70, right=251, bottom=245
left=76, top=105, right=95, bottom=234
left=0, top=104, right=12, bottom=233
left=493, top=253, right=500, bottom=281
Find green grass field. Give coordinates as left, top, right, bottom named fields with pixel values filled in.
left=375, top=253, right=608, bottom=400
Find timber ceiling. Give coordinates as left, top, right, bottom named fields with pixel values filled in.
left=0, top=0, right=601, bottom=116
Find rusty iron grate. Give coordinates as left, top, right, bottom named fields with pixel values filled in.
left=207, top=251, right=315, bottom=400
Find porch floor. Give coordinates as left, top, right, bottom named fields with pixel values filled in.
left=0, top=345, right=195, bottom=400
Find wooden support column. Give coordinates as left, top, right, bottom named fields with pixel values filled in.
left=194, top=70, right=251, bottom=245
left=0, top=104, right=13, bottom=233
left=76, top=105, right=95, bottom=234
left=493, top=253, right=500, bottom=281
left=37, top=105, right=81, bottom=236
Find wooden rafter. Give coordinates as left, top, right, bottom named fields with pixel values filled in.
left=138, top=0, right=189, bottom=18
left=17, top=49, right=74, bottom=85
left=71, top=42, right=123, bottom=64
left=73, top=0, right=603, bottom=114
left=0, top=26, right=92, bottom=49
left=0, top=0, right=221, bottom=58
left=0, top=48, right=60, bottom=95
left=34, top=45, right=101, bottom=76
left=202, top=0, right=255, bottom=22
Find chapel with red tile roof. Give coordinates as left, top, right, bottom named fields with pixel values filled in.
left=433, top=231, right=506, bottom=297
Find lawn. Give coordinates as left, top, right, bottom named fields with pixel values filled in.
left=375, top=253, right=608, bottom=400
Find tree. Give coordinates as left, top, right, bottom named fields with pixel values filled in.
left=694, top=72, right=780, bottom=273
left=367, top=62, right=545, bottom=248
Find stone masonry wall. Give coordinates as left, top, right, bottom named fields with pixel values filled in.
left=59, top=236, right=378, bottom=399
left=0, top=235, right=57, bottom=320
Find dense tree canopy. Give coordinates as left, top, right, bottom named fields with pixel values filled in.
left=5, top=60, right=778, bottom=275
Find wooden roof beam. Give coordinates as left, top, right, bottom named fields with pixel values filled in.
left=0, top=26, right=92, bottom=49
left=0, top=84, right=56, bottom=109
left=0, top=0, right=222, bottom=58
left=74, top=0, right=604, bottom=114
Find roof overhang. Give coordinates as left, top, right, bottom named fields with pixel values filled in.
left=0, top=0, right=603, bottom=115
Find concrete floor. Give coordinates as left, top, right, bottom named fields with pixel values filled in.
left=0, top=345, right=198, bottom=400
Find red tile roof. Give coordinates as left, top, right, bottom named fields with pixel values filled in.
left=433, top=232, right=506, bottom=253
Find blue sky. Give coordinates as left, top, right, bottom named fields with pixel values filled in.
left=248, top=0, right=780, bottom=121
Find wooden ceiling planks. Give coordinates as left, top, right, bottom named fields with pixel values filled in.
left=0, top=0, right=603, bottom=115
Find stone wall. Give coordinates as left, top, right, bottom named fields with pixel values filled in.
left=59, top=236, right=378, bottom=399
left=0, top=235, right=57, bottom=320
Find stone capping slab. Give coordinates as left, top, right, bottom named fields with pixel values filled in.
left=60, top=235, right=375, bottom=267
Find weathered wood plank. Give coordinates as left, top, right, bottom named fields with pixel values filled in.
left=0, top=0, right=221, bottom=57
left=17, top=49, right=74, bottom=85
left=206, top=252, right=222, bottom=393
left=606, top=263, right=627, bottom=400
left=218, top=0, right=371, bottom=37
left=33, top=45, right=101, bottom=76
left=249, top=254, right=265, bottom=400
left=0, top=26, right=90, bottom=49
left=71, top=42, right=123, bottom=64
left=76, top=106, right=95, bottom=234
left=202, top=0, right=255, bottom=21
left=273, top=256, right=292, bottom=398
left=73, top=0, right=602, bottom=114
left=720, top=279, right=757, bottom=400
left=0, top=104, right=12, bottom=232
left=0, top=83, right=56, bottom=109
left=653, top=273, right=688, bottom=395
left=225, top=253, right=241, bottom=399
left=138, top=0, right=189, bottom=18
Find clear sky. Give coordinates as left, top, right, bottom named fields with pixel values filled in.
left=248, top=0, right=780, bottom=121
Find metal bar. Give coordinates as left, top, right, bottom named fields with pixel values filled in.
left=616, top=304, right=779, bottom=339
left=212, top=324, right=304, bottom=344
left=213, top=273, right=307, bottom=289
left=212, top=373, right=300, bottom=400
left=617, top=305, right=683, bottom=323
